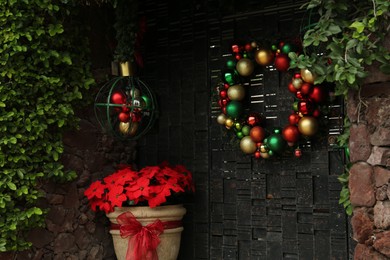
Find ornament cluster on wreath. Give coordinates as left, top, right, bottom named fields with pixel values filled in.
left=216, top=40, right=329, bottom=159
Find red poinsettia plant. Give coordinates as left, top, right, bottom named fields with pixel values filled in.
left=84, top=162, right=195, bottom=214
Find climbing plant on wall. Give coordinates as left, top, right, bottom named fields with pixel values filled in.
left=0, top=0, right=94, bottom=251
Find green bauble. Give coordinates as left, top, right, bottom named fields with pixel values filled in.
left=241, top=125, right=251, bottom=136
left=236, top=131, right=244, bottom=139
left=222, top=69, right=238, bottom=85
left=281, top=43, right=293, bottom=54
left=226, top=101, right=243, bottom=119
left=226, top=59, right=236, bottom=69
left=266, top=133, right=287, bottom=154
left=293, top=101, right=299, bottom=112
left=142, top=95, right=152, bottom=109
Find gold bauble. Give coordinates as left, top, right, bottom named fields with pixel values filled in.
left=260, top=144, right=268, bottom=153
left=254, top=49, right=274, bottom=66
left=227, top=84, right=245, bottom=101
left=260, top=151, right=271, bottom=159
left=251, top=41, right=258, bottom=48
left=240, top=136, right=257, bottom=154
left=119, top=122, right=139, bottom=136
left=225, top=118, right=234, bottom=128
left=292, top=78, right=303, bottom=89
left=298, top=116, right=319, bottom=136
left=300, top=68, right=315, bottom=84
left=217, top=113, right=227, bottom=125
left=236, top=58, right=254, bottom=76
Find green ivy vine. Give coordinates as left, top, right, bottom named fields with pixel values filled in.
left=289, top=0, right=389, bottom=215
left=0, top=0, right=94, bottom=251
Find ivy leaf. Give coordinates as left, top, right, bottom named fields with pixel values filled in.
left=349, top=21, right=365, bottom=33
left=328, top=25, right=341, bottom=34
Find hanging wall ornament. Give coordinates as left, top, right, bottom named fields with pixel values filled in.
left=215, top=38, right=330, bottom=160
left=94, top=62, right=158, bottom=140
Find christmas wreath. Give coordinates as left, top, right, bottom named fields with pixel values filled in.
left=215, top=40, right=329, bottom=159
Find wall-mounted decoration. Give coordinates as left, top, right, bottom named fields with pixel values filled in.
left=94, top=62, right=158, bottom=140
left=216, top=40, right=331, bottom=159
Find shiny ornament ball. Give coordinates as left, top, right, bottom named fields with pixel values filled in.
left=227, top=84, right=245, bottom=101
left=288, top=82, right=298, bottom=94
left=141, top=95, right=152, bottom=109
left=288, top=113, right=300, bottom=125
left=250, top=126, right=266, bottom=142
left=244, top=43, right=252, bottom=52
left=282, top=125, right=300, bottom=143
left=254, top=151, right=261, bottom=159
left=298, top=116, right=319, bottom=136
left=226, top=59, right=236, bottom=69
left=300, top=68, right=315, bottom=84
left=217, top=113, right=227, bottom=125
left=236, top=131, right=244, bottom=139
left=294, top=73, right=301, bottom=79
left=281, top=43, right=293, bottom=54
left=119, top=122, right=138, bottom=136
left=274, top=54, right=290, bottom=72
left=235, top=122, right=242, bottom=130
left=254, top=49, right=274, bottom=66
left=129, top=88, right=141, bottom=98
left=295, top=91, right=307, bottom=100
left=298, top=100, right=314, bottom=115
left=260, top=144, right=268, bottom=153
left=225, top=118, right=234, bottom=128
left=251, top=41, right=258, bottom=48
left=240, top=136, right=257, bottom=154
left=309, top=86, right=327, bottom=104
left=118, top=112, right=130, bottom=122
left=260, top=151, right=271, bottom=159
left=219, top=90, right=228, bottom=99
left=236, top=58, right=254, bottom=76
left=224, top=83, right=230, bottom=89
left=111, top=91, right=126, bottom=104
left=266, top=133, right=287, bottom=154
left=241, top=125, right=251, bottom=136
left=226, top=101, right=243, bottom=118
left=292, top=101, right=299, bottom=112
left=246, top=113, right=264, bottom=127
left=294, top=148, right=302, bottom=158
left=292, top=78, right=303, bottom=89
left=300, top=82, right=312, bottom=95
left=222, top=69, right=238, bottom=85
left=312, top=109, right=321, bottom=117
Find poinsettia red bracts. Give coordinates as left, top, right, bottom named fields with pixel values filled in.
left=84, top=162, right=195, bottom=214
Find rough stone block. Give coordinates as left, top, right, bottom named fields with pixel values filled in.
left=374, top=201, right=390, bottom=229
left=373, top=231, right=390, bottom=258
left=349, top=162, right=375, bottom=207
left=371, top=126, right=390, bottom=146
left=374, top=166, right=390, bottom=187
left=349, top=124, right=371, bottom=163
left=367, top=146, right=390, bottom=167
left=351, top=208, right=373, bottom=243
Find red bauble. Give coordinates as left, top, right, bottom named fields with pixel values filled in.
left=288, top=113, right=300, bottom=125
left=111, top=92, right=126, bottom=104
left=224, top=83, right=230, bottom=89
left=246, top=113, right=264, bottom=127
left=235, top=54, right=242, bottom=60
left=220, top=90, right=227, bottom=99
left=222, top=107, right=227, bottom=114
left=254, top=150, right=261, bottom=159
left=232, top=44, right=239, bottom=53
left=309, top=86, right=327, bottom=104
left=294, top=73, right=301, bottom=79
left=298, top=100, right=314, bottom=115
left=244, top=43, right=252, bottom=52
left=282, top=125, right=300, bottom=143
left=250, top=126, right=266, bottom=142
left=118, top=112, right=130, bottom=122
left=130, top=111, right=142, bottom=122
left=295, top=91, right=307, bottom=100
left=274, top=54, right=290, bottom=72
left=218, top=98, right=230, bottom=107
left=300, top=82, right=312, bottom=95
left=288, top=82, right=297, bottom=93
left=312, top=109, right=321, bottom=117
left=294, top=148, right=302, bottom=158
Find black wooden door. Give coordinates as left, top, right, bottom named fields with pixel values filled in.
left=139, top=0, right=351, bottom=259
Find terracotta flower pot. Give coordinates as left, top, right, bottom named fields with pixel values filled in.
left=106, top=204, right=186, bottom=260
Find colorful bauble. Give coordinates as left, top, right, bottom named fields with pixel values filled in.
left=298, top=116, right=319, bottom=136
left=240, top=136, right=257, bottom=154
left=254, top=49, right=274, bottom=66
left=227, top=84, right=245, bottom=101
left=274, top=54, right=290, bottom=72
left=250, top=126, right=266, bottom=142
left=282, top=125, right=300, bottom=143
left=300, top=68, right=315, bottom=84
left=236, top=58, right=255, bottom=76
left=265, top=132, right=287, bottom=154
left=226, top=101, right=243, bottom=118
left=217, top=113, right=227, bottom=125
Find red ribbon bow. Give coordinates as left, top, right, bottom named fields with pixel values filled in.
left=117, top=212, right=164, bottom=260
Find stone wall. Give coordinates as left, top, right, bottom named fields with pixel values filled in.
left=347, top=82, right=390, bottom=259
left=7, top=99, right=137, bottom=260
